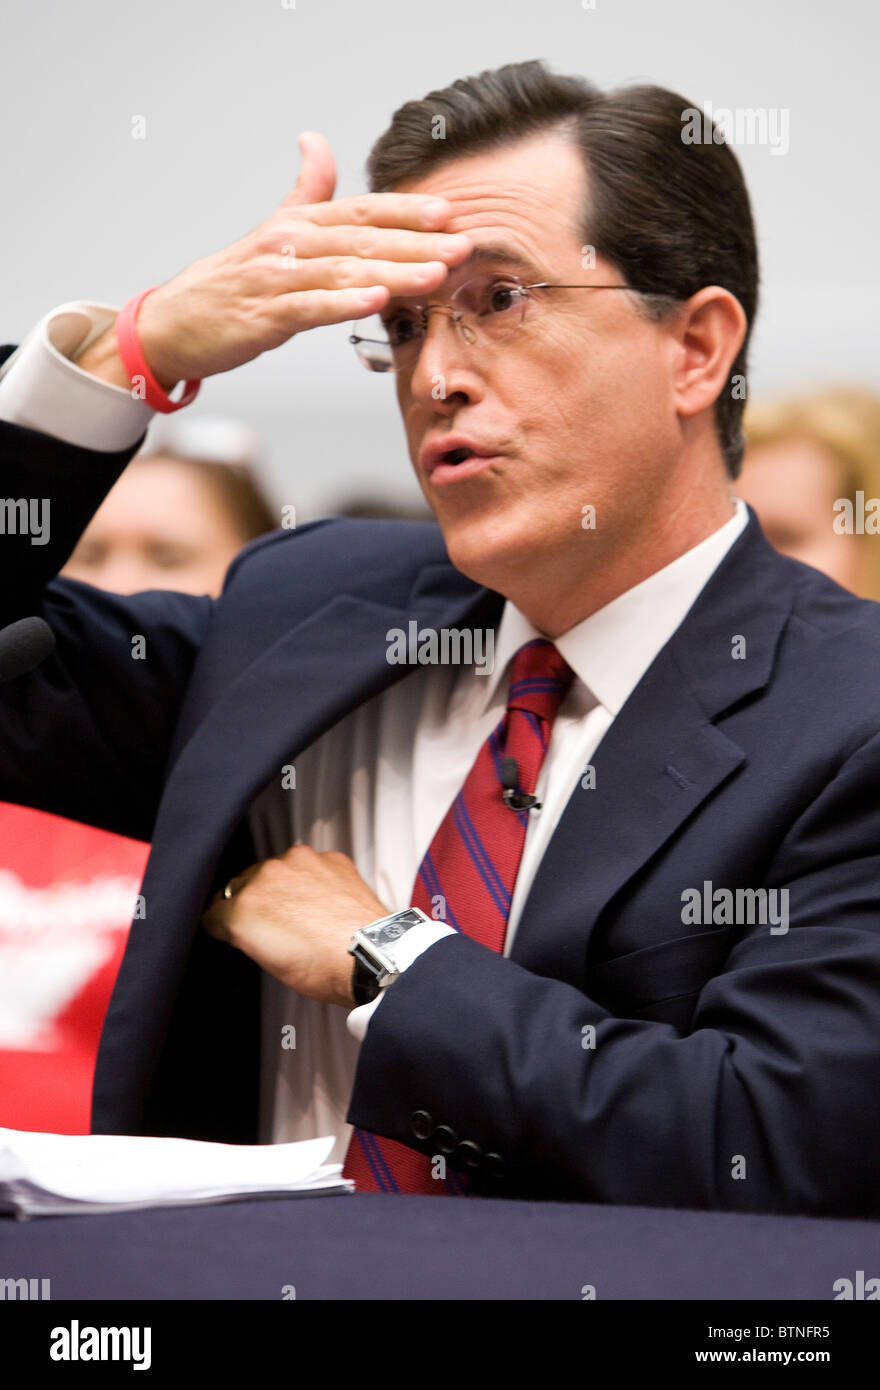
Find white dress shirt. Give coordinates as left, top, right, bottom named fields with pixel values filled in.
left=0, top=302, right=748, bottom=1164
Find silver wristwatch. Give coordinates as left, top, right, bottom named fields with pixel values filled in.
left=348, top=907, right=431, bottom=1005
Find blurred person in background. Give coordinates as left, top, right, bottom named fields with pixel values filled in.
left=63, top=416, right=277, bottom=596
left=0, top=418, right=276, bottom=1133
left=738, top=387, right=880, bottom=600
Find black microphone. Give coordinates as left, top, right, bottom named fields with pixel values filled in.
left=499, top=755, right=541, bottom=812
left=0, top=617, right=56, bottom=684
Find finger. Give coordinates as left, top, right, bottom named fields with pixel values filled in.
left=265, top=221, right=472, bottom=267
left=299, top=192, right=453, bottom=231
left=281, top=841, right=318, bottom=862
left=208, top=862, right=260, bottom=909
left=280, top=255, right=451, bottom=297
left=278, top=131, right=337, bottom=212
left=275, top=284, right=391, bottom=328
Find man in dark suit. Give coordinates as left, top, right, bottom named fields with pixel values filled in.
left=1, top=60, right=879, bottom=1215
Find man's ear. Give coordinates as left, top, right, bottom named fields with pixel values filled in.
left=668, top=286, right=748, bottom=423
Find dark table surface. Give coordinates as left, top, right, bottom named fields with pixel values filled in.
left=1, top=1193, right=878, bottom=1299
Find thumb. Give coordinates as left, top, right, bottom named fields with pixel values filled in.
left=281, top=131, right=337, bottom=210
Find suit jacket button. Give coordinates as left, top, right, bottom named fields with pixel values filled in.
left=433, top=1125, right=458, bottom=1154
left=455, top=1139, right=483, bottom=1169
left=484, top=1151, right=506, bottom=1180
left=410, top=1109, right=434, bottom=1141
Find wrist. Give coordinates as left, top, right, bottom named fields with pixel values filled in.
left=73, top=327, right=133, bottom=390
left=114, top=288, right=200, bottom=412
left=73, top=299, right=182, bottom=396
left=134, top=290, right=183, bottom=392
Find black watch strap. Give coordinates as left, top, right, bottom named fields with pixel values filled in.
left=351, top=945, right=382, bottom=1006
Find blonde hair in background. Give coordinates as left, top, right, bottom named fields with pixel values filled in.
left=744, top=387, right=880, bottom=601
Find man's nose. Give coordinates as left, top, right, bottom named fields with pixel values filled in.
left=407, top=313, right=480, bottom=410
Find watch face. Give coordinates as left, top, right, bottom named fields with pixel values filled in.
left=364, top=908, right=424, bottom=950
left=371, top=920, right=408, bottom=948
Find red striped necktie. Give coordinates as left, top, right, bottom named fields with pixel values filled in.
left=343, top=638, right=575, bottom=1194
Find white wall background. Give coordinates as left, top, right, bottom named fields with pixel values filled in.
left=2, top=0, right=877, bottom=519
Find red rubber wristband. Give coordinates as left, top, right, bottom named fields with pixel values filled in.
left=115, top=287, right=201, bottom=413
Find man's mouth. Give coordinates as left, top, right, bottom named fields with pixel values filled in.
left=420, top=438, right=503, bottom=483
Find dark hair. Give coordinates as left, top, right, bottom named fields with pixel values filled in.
left=367, top=60, right=759, bottom=479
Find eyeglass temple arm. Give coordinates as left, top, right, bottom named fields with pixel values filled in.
left=523, top=282, right=654, bottom=292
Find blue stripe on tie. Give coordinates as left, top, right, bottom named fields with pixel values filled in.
left=418, top=852, right=463, bottom=933
left=488, top=725, right=508, bottom=785
left=355, top=1129, right=393, bottom=1192
left=520, top=708, right=549, bottom=751
left=366, top=1131, right=402, bottom=1193
left=509, top=678, right=565, bottom=696
left=353, top=1129, right=388, bottom=1190
left=358, top=1129, right=399, bottom=1193
left=453, top=794, right=511, bottom=918
left=454, top=793, right=512, bottom=914
left=445, top=1167, right=468, bottom=1195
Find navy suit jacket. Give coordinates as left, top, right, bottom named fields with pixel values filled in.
left=2, top=350, right=880, bottom=1216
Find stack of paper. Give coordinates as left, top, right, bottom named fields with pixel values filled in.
left=0, top=1126, right=353, bottom=1218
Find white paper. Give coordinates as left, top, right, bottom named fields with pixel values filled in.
left=0, top=1126, right=353, bottom=1218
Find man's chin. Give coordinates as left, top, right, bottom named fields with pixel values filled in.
left=436, top=511, right=538, bottom=590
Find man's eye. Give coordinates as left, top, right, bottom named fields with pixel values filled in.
left=485, top=282, right=520, bottom=315
left=383, top=311, right=423, bottom=346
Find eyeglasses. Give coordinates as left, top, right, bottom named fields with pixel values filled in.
left=348, top=273, right=668, bottom=373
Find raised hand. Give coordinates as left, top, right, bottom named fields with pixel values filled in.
left=78, top=131, right=472, bottom=390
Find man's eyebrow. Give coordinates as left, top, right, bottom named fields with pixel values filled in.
left=461, top=244, right=543, bottom=277
left=384, top=244, right=543, bottom=308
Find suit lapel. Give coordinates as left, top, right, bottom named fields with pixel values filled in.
left=510, top=651, right=746, bottom=980
left=511, top=514, right=796, bottom=979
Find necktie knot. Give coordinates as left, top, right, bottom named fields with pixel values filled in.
left=506, top=638, right=574, bottom=723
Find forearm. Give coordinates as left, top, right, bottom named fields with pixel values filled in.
left=0, top=574, right=213, bottom=841
left=348, top=929, right=880, bottom=1216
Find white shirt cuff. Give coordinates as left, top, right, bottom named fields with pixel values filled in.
left=346, top=921, right=456, bottom=1042
left=0, top=302, right=154, bottom=451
